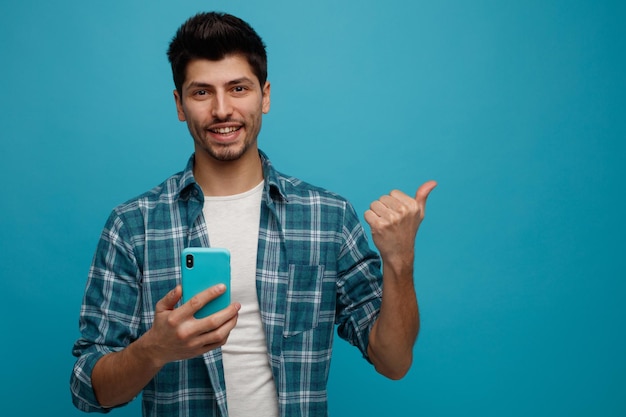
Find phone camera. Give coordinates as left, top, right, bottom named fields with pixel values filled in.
left=185, top=254, right=194, bottom=269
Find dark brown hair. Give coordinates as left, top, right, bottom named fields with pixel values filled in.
left=167, top=12, right=268, bottom=95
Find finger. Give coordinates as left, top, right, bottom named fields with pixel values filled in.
left=379, top=194, right=405, bottom=211
left=155, top=285, right=182, bottom=313
left=198, top=301, right=241, bottom=326
left=197, top=303, right=241, bottom=334
left=414, top=180, right=438, bottom=206
left=368, top=200, right=389, bottom=217
left=365, top=193, right=409, bottom=227
left=199, top=311, right=240, bottom=348
left=191, top=303, right=241, bottom=350
left=180, top=284, right=228, bottom=318
left=387, top=190, right=420, bottom=214
left=364, top=209, right=378, bottom=227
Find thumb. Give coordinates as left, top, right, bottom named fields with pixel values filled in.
left=156, top=285, right=182, bottom=313
left=415, top=180, right=438, bottom=206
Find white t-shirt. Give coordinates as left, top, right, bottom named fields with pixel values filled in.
left=202, top=181, right=279, bottom=417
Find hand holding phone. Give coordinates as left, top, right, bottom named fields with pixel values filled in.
left=181, top=248, right=231, bottom=319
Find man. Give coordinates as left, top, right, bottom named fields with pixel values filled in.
left=71, top=11, right=436, bottom=417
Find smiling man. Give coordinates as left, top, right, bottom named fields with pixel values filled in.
left=175, top=55, right=270, bottom=196
left=71, top=12, right=436, bottom=417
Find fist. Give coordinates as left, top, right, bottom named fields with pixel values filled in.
left=364, top=181, right=437, bottom=262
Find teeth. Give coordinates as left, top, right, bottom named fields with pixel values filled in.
left=212, top=126, right=239, bottom=134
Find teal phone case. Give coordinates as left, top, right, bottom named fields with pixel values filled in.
left=181, top=247, right=231, bottom=319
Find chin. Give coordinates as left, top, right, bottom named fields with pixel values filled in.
left=207, top=143, right=249, bottom=162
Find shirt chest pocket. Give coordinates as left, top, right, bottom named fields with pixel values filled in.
left=283, top=264, right=325, bottom=337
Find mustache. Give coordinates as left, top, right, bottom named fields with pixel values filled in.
left=206, top=117, right=245, bottom=127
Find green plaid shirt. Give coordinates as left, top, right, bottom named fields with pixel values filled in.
left=71, top=151, right=383, bottom=417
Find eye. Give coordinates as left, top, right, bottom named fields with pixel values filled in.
left=232, top=85, right=248, bottom=94
left=191, top=89, right=211, bottom=100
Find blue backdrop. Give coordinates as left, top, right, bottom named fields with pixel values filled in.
left=1, top=1, right=624, bottom=415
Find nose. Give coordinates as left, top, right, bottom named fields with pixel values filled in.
left=212, top=92, right=233, bottom=120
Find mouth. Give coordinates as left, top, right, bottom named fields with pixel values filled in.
left=209, top=126, right=242, bottom=135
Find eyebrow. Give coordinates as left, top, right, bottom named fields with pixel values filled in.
left=227, top=77, right=256, bottom=86
left=186, top=77, right=256, bottom=89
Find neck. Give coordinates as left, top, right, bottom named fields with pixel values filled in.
left=193, top=147, right=264, bottom=197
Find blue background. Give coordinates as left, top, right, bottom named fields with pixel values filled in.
left=1, top=0, right=624, bottom=415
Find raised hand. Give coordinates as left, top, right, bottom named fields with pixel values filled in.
left=364, top=180, right=437, bottom=379
left=364, top=181, right=437, bottom=268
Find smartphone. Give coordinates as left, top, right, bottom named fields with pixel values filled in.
left=181, top=247, right=231, bottom=319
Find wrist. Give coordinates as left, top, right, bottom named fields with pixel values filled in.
left=131, top=329, right=168, bottom=370
left=381, top=253, right=414, bottom=278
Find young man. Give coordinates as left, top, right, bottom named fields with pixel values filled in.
left=71, top=12, right=436, bottom=417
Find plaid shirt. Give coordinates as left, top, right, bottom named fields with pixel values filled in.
left=71, top=151, right=383, bottom=417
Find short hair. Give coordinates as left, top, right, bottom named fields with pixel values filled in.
left=167, top=12, right=268, bottom=95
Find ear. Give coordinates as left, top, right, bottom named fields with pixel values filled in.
left=262, top=81, right=271, bottom=114
left=173, top=90, right=186, bottom=121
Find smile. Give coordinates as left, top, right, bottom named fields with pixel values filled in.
left=210, top=126, right=241, bottom=134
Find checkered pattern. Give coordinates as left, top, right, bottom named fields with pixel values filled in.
left=71, top=151, right=383, bottom=417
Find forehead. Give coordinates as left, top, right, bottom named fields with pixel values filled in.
left=183, top=55, right=258, bottom=88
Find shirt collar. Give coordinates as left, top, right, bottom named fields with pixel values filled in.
left=177, top=155, right=201, bottom=201
left=176, top=150, right=288, bottom=203
left=259, top=149, right=288, bottom=203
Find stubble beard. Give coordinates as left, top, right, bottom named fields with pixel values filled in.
left=190, top=113, right=262, bottom=162
left=194, top=124, right=258, bottom=162
left=203, top=140, right=250, bottom=162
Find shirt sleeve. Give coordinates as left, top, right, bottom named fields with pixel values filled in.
left=70, top=209, right=143, bottom=413
left=335, top=201, right=383, bottom=362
